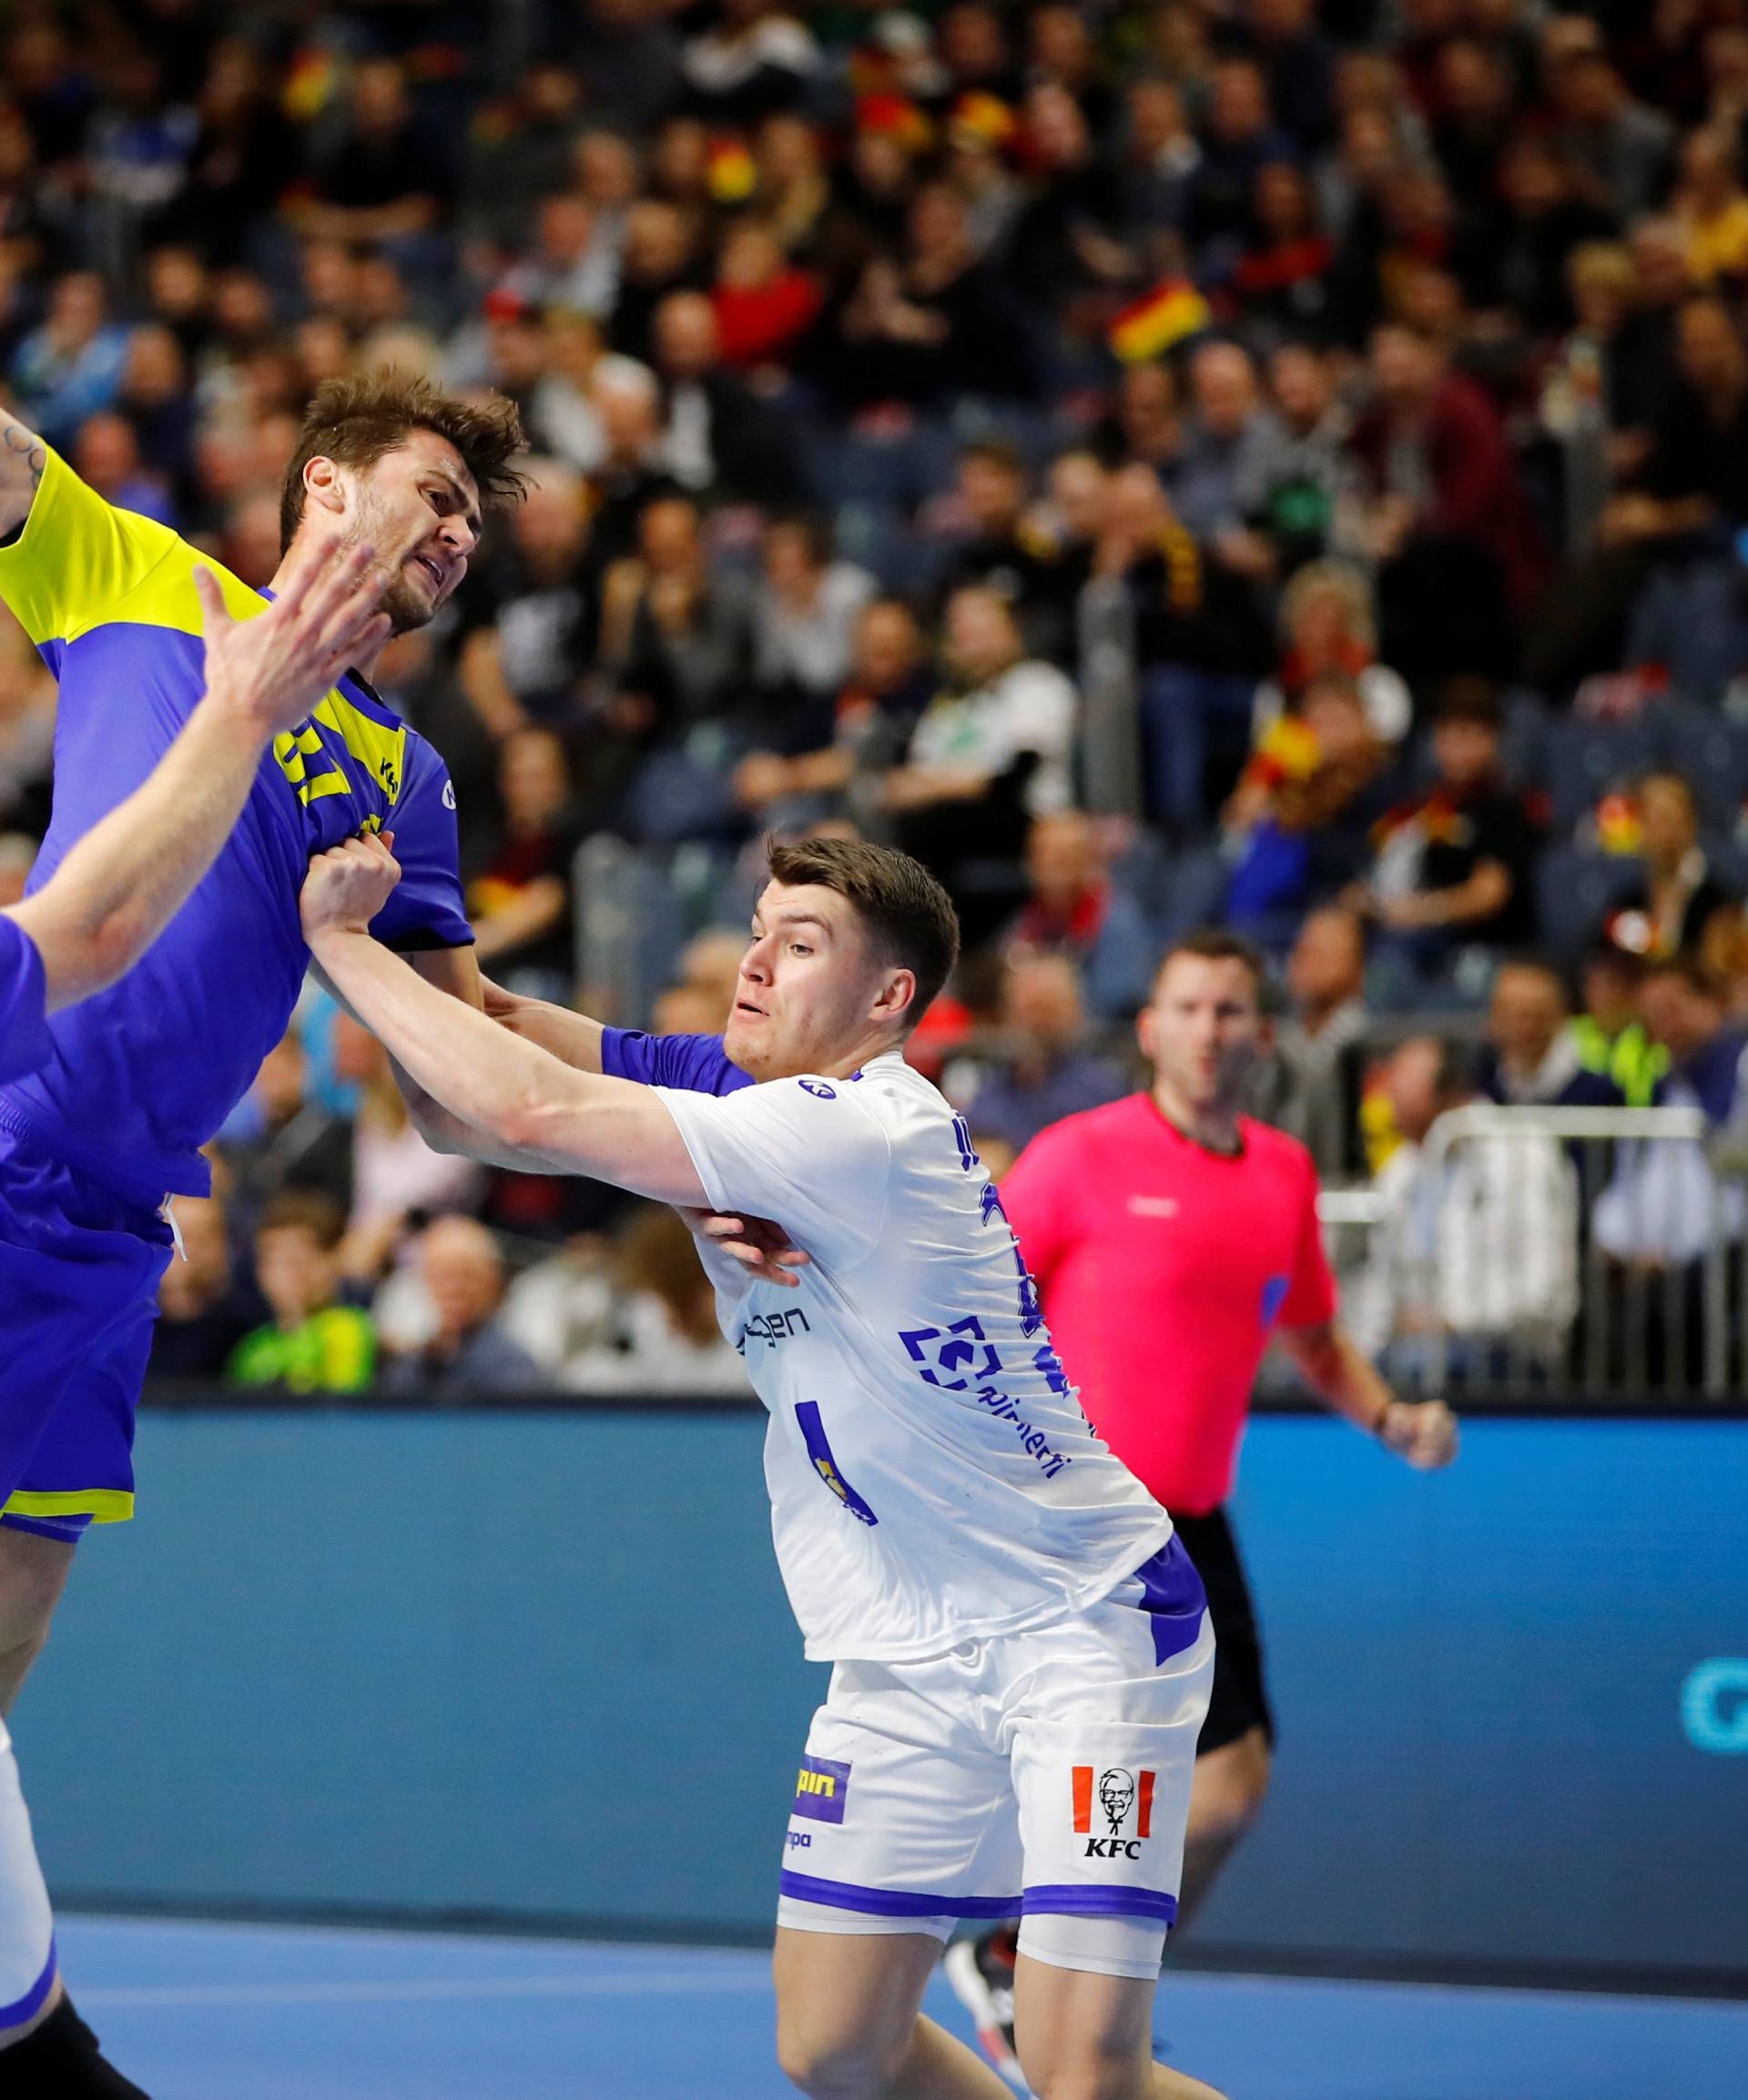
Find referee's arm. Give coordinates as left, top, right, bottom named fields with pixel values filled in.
left=1275, top=1322, right=1459, bottom=1471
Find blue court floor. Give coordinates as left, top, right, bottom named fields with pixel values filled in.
left=58, top=1913, right=1747, bottom=2100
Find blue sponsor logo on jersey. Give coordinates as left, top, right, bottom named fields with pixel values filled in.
left=1261, top=1274, right=1289, bottom=1328
left=899, top=1314, right=1002, bottom=1391
left=737, top=1308, right=811, bottom=1353
left=794, top=1754, right=851, bottom=1823
left=799, top=1079, right=836, bottom=1100
left=795, top=1402, right=879, bottom=1525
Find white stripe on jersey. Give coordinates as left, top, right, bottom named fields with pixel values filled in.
left=659, top=1054, right=1174, bottom=1662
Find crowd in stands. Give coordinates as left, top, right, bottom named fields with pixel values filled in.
left=3, top=0, right=1748, bottom=1393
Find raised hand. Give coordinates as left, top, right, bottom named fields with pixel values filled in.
left=194, top=534, right=391, bottom=741
left=681, top=1208, right=812, bottom=1289
left=300, top=829, right=401, bottom=943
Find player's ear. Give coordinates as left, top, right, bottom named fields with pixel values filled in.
left=1136, top=1002, right=1156, bottom=1064
left=303, top=455, right=347, bottom=520
left=872, top=965, right=915, bottom=1025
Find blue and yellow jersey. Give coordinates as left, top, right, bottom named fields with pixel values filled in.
left=0, top=447, right=473, bottom=1206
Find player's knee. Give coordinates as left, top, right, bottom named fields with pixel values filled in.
left=1021, top=2042, right=1152, bottom=2100
left=775, top=2013, right=906, bottom=2099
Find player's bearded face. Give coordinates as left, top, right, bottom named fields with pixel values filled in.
left=340, top=443, right=478, bottom=637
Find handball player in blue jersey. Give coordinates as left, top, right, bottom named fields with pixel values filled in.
left=0, top=372, right=525, bottom=2095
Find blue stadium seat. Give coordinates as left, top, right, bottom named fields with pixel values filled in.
left=1656, top=698, right=1748, bottom=834
left=1544, top=713, right=1665, bottom=835
left=1533, top=844, right=1642, bottom=962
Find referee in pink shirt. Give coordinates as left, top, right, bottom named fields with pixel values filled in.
left=947, top=929, right=1458, bottom=2086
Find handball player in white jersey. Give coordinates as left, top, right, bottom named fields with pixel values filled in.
left=300, top=830, right=1225, bottom=2100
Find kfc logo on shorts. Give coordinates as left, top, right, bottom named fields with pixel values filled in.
left=793, top=1754, right=851, bottom=1825
left=1072, top=1765, right=1155, bottom=1860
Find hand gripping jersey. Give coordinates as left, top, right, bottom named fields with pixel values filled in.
left=658, top=1053, right=1174, bottom=1663
left=0, top=919, right=49, bottom=1084
left=0, top=449, right=472, bottom=1205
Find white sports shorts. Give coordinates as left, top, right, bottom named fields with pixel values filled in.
left=776, top=1534, right=1213, bottom=1963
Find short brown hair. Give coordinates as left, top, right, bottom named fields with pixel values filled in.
left=765, top=834, right=960, bottom=1026
left=1153, top=927, right=1268, bottom=997
left=279, top=368, right=527, bottom=549
left=257, top=1189, right=346, bottom=1250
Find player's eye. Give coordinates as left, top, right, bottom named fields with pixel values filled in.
left=789, top=943, right=812, bottom=956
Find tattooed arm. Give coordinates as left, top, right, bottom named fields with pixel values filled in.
left=0, top=407, right=48, bottom=543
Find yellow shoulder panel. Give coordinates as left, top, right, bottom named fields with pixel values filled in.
left=0, top=446, right=185, bottom=647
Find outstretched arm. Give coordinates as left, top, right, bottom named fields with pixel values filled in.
left=8, top=535, right=389, bottom=1010
left=303, top=836, right=709, bottom=1205
left=0, top=406, right=47, bottom=543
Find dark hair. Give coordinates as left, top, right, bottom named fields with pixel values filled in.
left=257, top=1189, right=346, bottom=1250
left=1494, top=952, right=1570, bottom=1006
left=764, top=834, right=960, bottom=1026
left=960, top=435, right=1026, bottom=478
left=279, top=368, right=527, bottom=550
left=1434, top=676, right=1503, bottom=731
left=1641, top=951, right=1717, bottom=999
left=1153, top=926, right=1269, bottom=997
left=1637, top=768, right=1697, bottom=812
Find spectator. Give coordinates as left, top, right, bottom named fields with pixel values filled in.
left=885, top=586, right=1078, bottom=941
left=709, top=216, right=823, bottom=372
left=502, top=191, right=618, bottom=321
left=950, top=952, right=1129, bottom=1152
left=1257, top=903, right=1371, bottom=1176
left=1171, top=339, right=1286, bottom=557
left=1348, top=321, right=1549, bottom=676
left=1573, top=940, right=1667, bottom=1106
left=938, top=437, right=1076, bottom=659
left=1548, top=48, right=1674, bottom=222
left=1605, top=771, right=1739, bottom=962
left=1242, top=342, right=1356, bottom=574
left=679, top=2, right=821, bottom=127
left=1593, top=958, right=1748, bottom=1375
left=150, top=1189, right=265, bottom=1380
left=1251, top=558, right=1411, bottom=746
left=226, top=1192, right=377, bottom=1395
left=1603, top=296, right=1748, bottom=553
left=597, top=493, right=749, bottom=759
left=73, top=408, right=175, bottom=525
left=1225, top=670, right=1397, bottom=935
left=336, top=1016, right=486, bottom=1291
left=293, top=57, right=451, bottom=250
left=651, top=289, right=806, bottom=505
left=1671, top=126, right=1748, bottom=288
left=380, top=1217, right=544, bottom=1396
left=468, top=728, right=584, bottom=998
left=10, top=270, right=128, bottom=447
left=564, top=1205, right=749, bottom=1394
left=1478, top=957, right=1625, bottom=1108
left=1004, top=809, right=1156, bottom=1022
left=582, top=355, right=676, bottom=568
left=733, top=596, right=931, bottom=827
left=1347, top=1037, right=1580, bottom=1383
left=215, top=1025, right=353, bottom=1244
left=1094, top=463, right=1269, bottom=838
left=458, top=457, right=594, bottom=731
left=1350, top=679, right=1540, bottom=1005
left=750, top=515, right=876, bottom=713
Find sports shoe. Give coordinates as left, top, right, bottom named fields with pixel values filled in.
left=943, top=1927, right=1028, bottom=2093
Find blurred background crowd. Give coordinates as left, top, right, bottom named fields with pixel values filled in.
left=3, top=0, right=1748, bottom=1395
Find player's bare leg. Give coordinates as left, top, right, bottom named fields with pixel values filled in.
left=1012, top=1955, right=1227, bottom=2100
left=0, top=1531, right=73, bottom=2047
left=0, top=1530, right=74, bottom=1716
left=774, top=1927, right=1016, bottom=2099
left=1174, top=1728, right=1271, bottom=1926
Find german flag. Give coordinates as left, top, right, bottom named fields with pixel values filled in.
left=707, top=136, right=757, bottom=203
left=1109, top=279, right=1211, bottom=363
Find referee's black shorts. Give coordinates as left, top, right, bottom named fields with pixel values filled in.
left=1169, top=1506, right=1275, bottom=1756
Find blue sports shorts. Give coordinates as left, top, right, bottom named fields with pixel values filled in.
left=0, top=1113, right=174, bottom=1543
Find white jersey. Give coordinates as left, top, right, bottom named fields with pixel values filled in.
left=658, top=1053, right=1173, bottom=1663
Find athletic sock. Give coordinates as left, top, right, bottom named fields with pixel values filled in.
left=0, top=1717, right=56, bottom=2036
left=1, top=1995, right=151, bottom=2097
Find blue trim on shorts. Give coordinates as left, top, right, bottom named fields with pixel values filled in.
left=779, top=1871, right=1022, bottom=1920
left=0, top=1933, right=56, bottom=2028
left=1131, top=1535, right=1208, bottom=1665
left=1021, top=1885, right=1179, bottom=1927
left=0, top=1513, right=89, bottom=1544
